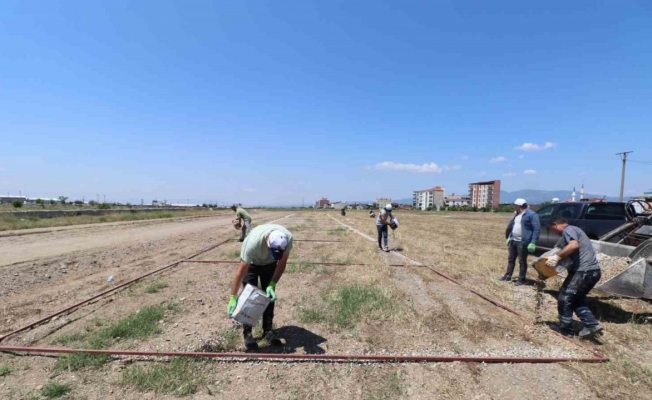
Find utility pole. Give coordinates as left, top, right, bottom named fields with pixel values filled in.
left=616, top=151, right=633, bottom=202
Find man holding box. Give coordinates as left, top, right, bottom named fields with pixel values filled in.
left=545, top=217, right=603, bottom=339
left=227, top=223, right=293, bottom=350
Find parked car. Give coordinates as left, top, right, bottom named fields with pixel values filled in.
left=534, top=202, right=636, bottom=250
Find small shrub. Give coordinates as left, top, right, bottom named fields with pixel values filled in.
left=41, top=382, right=72, bottom=398
left=12, top=200, right=23, bottom=208
left=97, top=203, right=111, bottom=210
left=146, top=281, right=169, bottom=294
left=0, top=364, right=11, bottom=376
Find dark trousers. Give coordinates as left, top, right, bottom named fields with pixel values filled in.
left=241, top=261, right=277, bottom=335
left=504, top=240, right=528, bottom=281
left=558, top=269, right=601, bottom=329
left=377, top=225, right=388, bottom=248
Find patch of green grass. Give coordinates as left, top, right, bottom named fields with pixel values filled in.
left=201, top=326, right=240, bottom=352
left=0, top=364, right=11, bottom=377
left=55, top=306, right=169, bottom=371
left=326, top=227, right=348, bottom=235
left=41, top=383, right=72, bottom=398
left=122, top=359, right=206, bottom=395
left=299, top=285, right=396, bottom=329
left=363, top=370, right=406, bottom=400
left=286, top=262, right=310, bottom=274
left=146, top=281, right=169, bottom=294
left=226, top=249, right=241, bottom=259
left=52, top=332, right=86, bottom=345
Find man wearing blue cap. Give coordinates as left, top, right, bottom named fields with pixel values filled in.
left=227, top=223, right=293, bottom=350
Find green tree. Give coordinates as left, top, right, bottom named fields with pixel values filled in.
left=58, top=196, right=68, bottom=205
left=35, top=198, right=45, bottom=208
left=12, top=200, right=23, bottom=208
left=88, top=200, right=97, bottom=206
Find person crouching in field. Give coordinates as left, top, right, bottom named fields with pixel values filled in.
left=231, top=204, right=252, bottom=242
left=227, top=224, right=293, bottom=350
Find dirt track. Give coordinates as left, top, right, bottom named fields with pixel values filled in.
left=0, top=211, right=284, bottom=334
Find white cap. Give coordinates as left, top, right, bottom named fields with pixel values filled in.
left=514, top=198, right=527, bottom=206
left=385, top=204, right=393, bottom=211
left=267, top=230, right=288, bottom=260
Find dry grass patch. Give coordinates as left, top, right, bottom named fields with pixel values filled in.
left=122, top=358, right=207, bottom=396
left=0, top=363, right=10, bottom=377
left=41, top=383, right=72, bottom=398
left=146, top=281, right=169, bottom=294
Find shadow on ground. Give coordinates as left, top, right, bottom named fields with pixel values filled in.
left=255, top=325, right=327, bottom=354
left=544, top=289, right=652, bottom=324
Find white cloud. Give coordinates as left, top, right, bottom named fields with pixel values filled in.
left=476, top=171, right=487, bottom=176
left=490, top=156, right=507, bottom=163
left=371, top=161, right=443, bottom=173
left=461, top=155, right=469, bottom=161
left=503, top=172, right=517, bottom=177
left=518, top=155, right=524, bottom=159
left=515, top=142, right=556, bottom=151
left=445, top=165, right=462, bottom=171
left=524, top=169, right=537, bottom=175
left=243, top=188, right=256, bottom=193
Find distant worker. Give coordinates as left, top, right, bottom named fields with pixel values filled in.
left=232, top=204, right=252, bottom=242
left=341, top=207, right=346, bottom=216
left=376, top=204, right=393, bottom=252
left=499, top=198, right=540, bottom=285
left=227, top=224, right=293, bottom=350
left=545, top=217, right=603, bottom=339
left=369, top=210, right=375, bottom=218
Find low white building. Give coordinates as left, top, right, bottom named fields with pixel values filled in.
left=444, top=193, right=471, bottom=207
left=376, top=197, right=392, bottom=209
left=413, top=187, right=445, bottom=210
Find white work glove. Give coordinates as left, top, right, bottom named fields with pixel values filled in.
left=545, top=255, right=561, bottom=267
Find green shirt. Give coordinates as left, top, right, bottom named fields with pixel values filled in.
left=240, top=224, right=293, bottom=265
left=236, top=207, right=251, bottom=222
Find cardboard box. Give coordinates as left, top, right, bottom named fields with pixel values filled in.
left=232, top=284, right=271, bottom=326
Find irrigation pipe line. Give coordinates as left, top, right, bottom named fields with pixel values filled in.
left=0, top=238, right=233, bottom=344
left=181, top=260, right=418, bottom=268
left=0, top=213, right=295, bottom=344
left=327, top=215, right=608, bottom=362
left=0, top=346, right=607, bottom=364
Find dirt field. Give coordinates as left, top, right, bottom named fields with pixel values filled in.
left=1, top=210, right=652, bottom=399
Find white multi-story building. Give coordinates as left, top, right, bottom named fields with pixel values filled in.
left=412, top=187, right=445, bottom=210
left=468, top=180, right=501, bottom=208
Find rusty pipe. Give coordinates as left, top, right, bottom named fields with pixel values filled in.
left=0, top=239, right=234, bottom=344
left=181, top=260, right=416, bottom=268
left=0, top=346, right=607, bottom=363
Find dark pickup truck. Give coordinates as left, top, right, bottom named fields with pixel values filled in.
left=534, top=201, right=636, bottom=250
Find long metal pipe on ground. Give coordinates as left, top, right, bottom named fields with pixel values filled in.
left=181, top=260, right=416, bottom=267
left=0, top=346, right=607, bottom=364
left=0, top=238, right=234, bottom=344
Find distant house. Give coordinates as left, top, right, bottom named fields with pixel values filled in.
left=413, top=187, right=445, bottom=210
left=376, top=197, right=392, bottom=209
left=444, top=193, right=471, bottom=207
left=315, top=198, right=330, bottom=209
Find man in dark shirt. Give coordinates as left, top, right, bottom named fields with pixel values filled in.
left=546, top=217, right=603, bottom=339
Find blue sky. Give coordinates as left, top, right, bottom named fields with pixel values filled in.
left=1, top=1, right=650, bottom=205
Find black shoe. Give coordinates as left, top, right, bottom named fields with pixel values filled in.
left=498, top=275, right=511, bottom=282
left=238, top=238, right=244, bottom=242
left=244, top=333, right=259, bottom=350
left=550, top=324, right=576, bottom=338
left=579, top=325, right=604, bottom=339
left=263, top=330, right=283, bottom=346
left=514, top=280, right=526, bottom=286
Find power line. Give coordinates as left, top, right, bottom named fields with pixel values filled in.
left=628, top=159, right=652, bottom=166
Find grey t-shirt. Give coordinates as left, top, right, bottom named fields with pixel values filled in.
left=559, top=225, right=600, bottom=272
